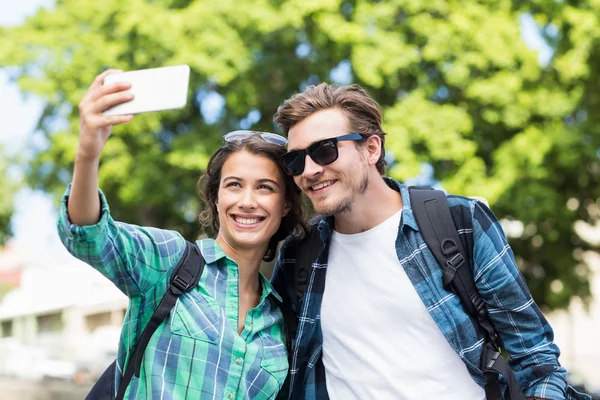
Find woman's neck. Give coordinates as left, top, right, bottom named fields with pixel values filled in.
left=215, top=237, right=264, bottom=295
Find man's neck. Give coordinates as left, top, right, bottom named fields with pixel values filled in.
left=333, top=176, right=403, bottom=234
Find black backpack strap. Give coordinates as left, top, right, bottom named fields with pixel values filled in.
left=282, top=225, right=321, bottom=346
left=482, top=343, right=527, bottom=400
left=409, top=188, right=480, bottom=313
left=116, top=240, right=204, bottom=400
left=409, top=187, right=524, bottom=400
left=295, top=225, right=321, bottom=309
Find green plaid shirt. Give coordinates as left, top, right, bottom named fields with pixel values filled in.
left=57, top=186, right=288, bottom=399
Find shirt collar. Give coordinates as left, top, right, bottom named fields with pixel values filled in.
left=259, top=272, right=282, bottom=302
left=197, top=238, right=282, bottom=303
left=383, top=177, right=420, bottom=232
left=197, top=238, right=229, bottom=264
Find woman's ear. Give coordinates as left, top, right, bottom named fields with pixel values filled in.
left=215, top=200, right=219, bottom=212
left=282, top=201, right=291, bottom=217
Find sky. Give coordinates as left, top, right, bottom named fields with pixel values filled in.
left=1, top=0, right=73, bottom=265
left=0, top=1, right=552, bottom=266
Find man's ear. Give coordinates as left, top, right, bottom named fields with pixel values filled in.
left=364, top=135, right=382, bottom=166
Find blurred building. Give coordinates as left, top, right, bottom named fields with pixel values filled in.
left=546, top=251, right=600, bottom=392
left=0, top=241, right=26, bottom=296
left=0, top=260, right=127, bottom=371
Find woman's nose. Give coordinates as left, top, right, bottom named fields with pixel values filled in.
left=238, top=188, right=258, bottom=209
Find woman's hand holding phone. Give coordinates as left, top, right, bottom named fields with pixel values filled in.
left=76, top=69, right=134, bottom=162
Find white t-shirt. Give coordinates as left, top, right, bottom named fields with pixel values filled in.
left=321, top=210, right=485, bottom=400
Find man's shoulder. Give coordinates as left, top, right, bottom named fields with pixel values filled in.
left=281, top=221, right=320, bottom=253
left=443, top=192, right=503, bottom=237
left=387, top=177, right=486, bottom=210
left=280, top=234, right=301, bottom=256
left=424, top=191, right=481, bottom=232
left=444, top=193, right=477, bottom=213
left=446, top=192, right=489, bottom=208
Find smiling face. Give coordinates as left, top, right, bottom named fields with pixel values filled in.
left=288, top=108, right=370, bottom=216
left=215, top=150, right=290, bottom=255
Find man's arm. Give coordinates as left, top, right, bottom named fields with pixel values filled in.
left=471, top=200, right=589, bottom=400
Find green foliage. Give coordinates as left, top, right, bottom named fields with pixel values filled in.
left=1, top=0, right=599, bottom=309
left=0, top=148, right=20, bottom=245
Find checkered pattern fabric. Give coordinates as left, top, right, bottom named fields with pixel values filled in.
left=272, top=179, right=589, bottom=400
left=58, top=186, right=288, bottom=399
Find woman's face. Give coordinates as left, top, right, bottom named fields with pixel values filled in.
left=215, top=150, right=290, bottom=255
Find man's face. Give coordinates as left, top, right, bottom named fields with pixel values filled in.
left=287, top=108, right=369, bottom=216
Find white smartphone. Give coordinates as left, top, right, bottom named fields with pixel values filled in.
left=102, top=65, right=190, bottom=116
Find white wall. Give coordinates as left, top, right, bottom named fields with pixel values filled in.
left=546, top=252, right=600, bottom=392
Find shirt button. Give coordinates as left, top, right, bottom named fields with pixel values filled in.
left=248, top=323, right=253, bottom=329
left=236, top=358, right=242, bottom=365
left=228, top=394, right=234, bottom=399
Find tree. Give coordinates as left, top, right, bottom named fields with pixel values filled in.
left=0, top=147, right=19, bottom=245
left=0, top=0, right=596, bottom=309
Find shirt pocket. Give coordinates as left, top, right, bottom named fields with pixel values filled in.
left=259, top=330, right=289, bottom=380
left=170, top=291, right=222, bottom=344
left=244, top=332, right=289, bottom=399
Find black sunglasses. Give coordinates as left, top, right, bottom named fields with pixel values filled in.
left=279, top=133, right=364, bottom=176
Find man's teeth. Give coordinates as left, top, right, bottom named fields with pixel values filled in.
left=235, top=217, right=261, bottom=225
left=312, top=181, right=333, bottom=191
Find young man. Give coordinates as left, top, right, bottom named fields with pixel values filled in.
left=271, top=83, right=589, bottom=400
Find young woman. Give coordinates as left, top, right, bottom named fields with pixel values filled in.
left=58, top=69, right=306, bottom=399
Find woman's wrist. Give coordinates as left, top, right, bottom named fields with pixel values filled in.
left=75, top=146, right=101, bottom=165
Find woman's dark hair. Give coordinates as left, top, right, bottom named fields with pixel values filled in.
left=198, top=134, right=307, bottom=262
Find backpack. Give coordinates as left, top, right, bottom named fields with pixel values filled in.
left=282, top=187, right=525, bottom=400
left=85, top=240, right=205, bottom=400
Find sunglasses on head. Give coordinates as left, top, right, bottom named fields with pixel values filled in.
left=224, top=130, right=288, bottom=146
left=279, top=133, right=364, bottom=176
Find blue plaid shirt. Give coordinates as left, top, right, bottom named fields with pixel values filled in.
left=272, top=178, right=589, bottom=400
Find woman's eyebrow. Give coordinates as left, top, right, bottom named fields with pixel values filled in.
left=257, top=178, right=280, bottom=188
left=223, top=176, right=280, bottom=188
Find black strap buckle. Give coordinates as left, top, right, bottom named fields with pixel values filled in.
left=485, top=350, right=501, bottom=370
left=446, top=253, right=465, bottom=270
left=171, top=275, right=189, bottom=294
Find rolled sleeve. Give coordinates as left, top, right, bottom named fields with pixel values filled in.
left=57, top=184, right=111, bottom=242
left=57, top=185, right=186, bottom=298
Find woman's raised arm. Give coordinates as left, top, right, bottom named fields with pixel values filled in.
left=68, top=69, right=134, bottom=226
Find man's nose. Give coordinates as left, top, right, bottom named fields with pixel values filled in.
left=302, top=154, right=323, bottom=179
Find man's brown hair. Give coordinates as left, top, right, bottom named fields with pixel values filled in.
left=274, top=83, right=387, bottom=174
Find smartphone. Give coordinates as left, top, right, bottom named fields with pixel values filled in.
left=102, top=65, right=190, bottom=116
